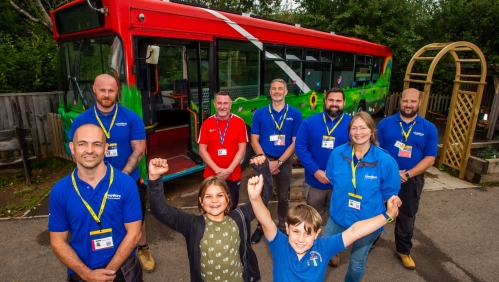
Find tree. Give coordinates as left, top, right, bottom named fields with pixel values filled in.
left=7, top=0, right=70, bottom=33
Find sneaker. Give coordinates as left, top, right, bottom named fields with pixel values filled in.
left=397, top=252, right=416, bottom=270
left=137, top=245, right=156, bottom=272
left=328, top=254, right=340, bottom=267
left=251, top=227, right=264, bottom=244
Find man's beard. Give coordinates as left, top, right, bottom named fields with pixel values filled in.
left=400, top=107, right=418, bottom=118
left=326, top=106, right=343, bottom=118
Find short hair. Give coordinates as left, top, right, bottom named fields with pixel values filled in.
left=286, top=204, right=322, bottom=234
left=73, top=123, right=106, bottom=143
left=216, top=91, right=230, bottom=97
left=271, top=78, right=287, bottom=90
left=197, top=176, right=232, bottom=214
left=325, top=87, right=345, bottom=101
left=348, top=112, right=379, bottom=146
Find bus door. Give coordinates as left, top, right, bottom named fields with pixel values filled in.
left=143, top=40, right=211, bottom=181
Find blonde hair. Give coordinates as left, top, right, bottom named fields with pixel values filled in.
left=197, top=176, right=232, bottom=214
left=348, top=112, right=379, bottom=146
left=287, top=204, right=322, bottom=234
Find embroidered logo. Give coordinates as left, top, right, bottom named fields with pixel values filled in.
left=365, top=174, right=377, bottom=180
left=285, top=117, right=293, bottom=121
left=413, top=132, right=424, bottom=136
left=107, top=194, right=121, bottom=200
left=116, top=122, right=127, bottom=126
left=307, top=251, right=323, bottom=267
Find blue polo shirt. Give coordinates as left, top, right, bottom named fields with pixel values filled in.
left=295, top=111, right=352, bottom=189
left=377, top=113, right=438, bottom=170
left=70, top=105, right=145, bottom=181
left=48, top=162, right=142, bottom=274
left=251, top=103, right=302, bottom=157
left=266, top=229, right=346, bottom=281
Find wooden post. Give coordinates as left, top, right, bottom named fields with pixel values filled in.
left=486, top=75, right=499, bottom=140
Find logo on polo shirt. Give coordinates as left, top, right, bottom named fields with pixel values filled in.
left=107, top=194, right=121, bottom=200
left=307, top=251, right=323, bottom=267
left=286, top=117, right=293, bottom=120
left=413, top=132, right=424, bottom=136
left=116, top=122, right=127, bottom=126
left=365, top=174, right=377, bottom=180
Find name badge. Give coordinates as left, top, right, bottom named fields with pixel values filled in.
left=322, top=136, right=335, bottom=149
left=394, top=141, right=405, bottom=150
left=218, top=149, right=227, bottom=156
left=106, top=143, right=118, bottom=157
left=398, top=145, right=413, bottom=158
left=270, top=135, right=278, bottom=141
left=274, top=135, right=285, bottom=146
left=348, top=199, right=361, bottom=210
left=90, top=228, right=114, bottom=251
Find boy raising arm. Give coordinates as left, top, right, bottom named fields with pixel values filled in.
left=247, top=175, right=402, bottom=281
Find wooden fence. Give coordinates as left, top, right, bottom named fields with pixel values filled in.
left=0, top=92, right=61, bottom=160
left=384, top=92, right=452, bottom=116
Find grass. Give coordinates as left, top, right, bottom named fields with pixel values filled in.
left=0, top=156, right=74, bottom=217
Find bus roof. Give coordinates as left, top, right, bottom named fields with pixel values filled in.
left=51, top=0, right=391, bottom=57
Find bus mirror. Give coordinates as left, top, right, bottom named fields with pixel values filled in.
left=146, top=45, right=160, bottom=64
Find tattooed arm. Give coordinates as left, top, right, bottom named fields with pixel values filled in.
left=122, top=140, right=146, bottom=175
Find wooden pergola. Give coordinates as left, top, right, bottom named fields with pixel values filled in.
left=403, top=41, right=487, bottom=179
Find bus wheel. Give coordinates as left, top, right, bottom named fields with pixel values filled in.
left=240, top=125, right=253, bottom=168
left=357, top=102, right=366, bottom=113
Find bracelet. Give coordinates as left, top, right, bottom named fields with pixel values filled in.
left=382, top=211, right=394, bottom=223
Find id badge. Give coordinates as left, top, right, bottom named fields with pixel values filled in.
left=394, top=141, right=405, bottom=150
left=106, top=143, right=118, bottom=157
left=218, top=149, right=227, bottom=156
left=270, top=135, right=279, bottom=141
left=274, top=135, right=285, bottom=146
left=348, top=199, right=361, bottom=210
left=398, top=145, right=413, bottom=158
left=90, top=228, right=114, bottom=251
left=322, top=136, right=335, bottom=149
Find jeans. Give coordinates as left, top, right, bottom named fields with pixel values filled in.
left=323, top=217, right=381, bottom=282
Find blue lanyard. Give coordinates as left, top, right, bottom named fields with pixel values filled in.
left=215, top=114, right=232, bottom=148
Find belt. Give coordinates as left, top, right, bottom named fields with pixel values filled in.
left=265, top=154, right=281, bottom=160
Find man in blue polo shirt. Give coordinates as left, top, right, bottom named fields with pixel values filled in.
left=70, top=74, right=155, bottom=272
left=295, top=87, right=351, bottom=267
left=377, top=88, right=438, bottom=270
left=49, top=123, right=143, bottom=281
left=250, top=78, right=302, bottom=243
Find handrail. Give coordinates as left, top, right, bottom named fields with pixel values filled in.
left=152, top=65, right=159, bottom=95
left=186, top=107, right=199, bottom=141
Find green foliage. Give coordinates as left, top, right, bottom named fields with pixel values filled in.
left=478, top=145, right=498, bottom=159
left=438, top=165, right=459, bottom=177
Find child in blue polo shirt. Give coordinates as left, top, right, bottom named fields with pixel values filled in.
left=247, top=175, right=401, bottom=281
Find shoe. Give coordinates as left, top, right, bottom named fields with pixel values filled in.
left=328, top=254, right=340, bottom=267
left=251, top=227, right=264, bottom=244
left=397, top=252, right=416, bottom=270
left=137, top=245, right=156, bottom=272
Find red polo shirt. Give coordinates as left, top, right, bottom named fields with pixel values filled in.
left=198, top=114, right=248, bottom=181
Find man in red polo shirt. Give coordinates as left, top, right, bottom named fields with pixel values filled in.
left=198, top=91, right=248, bottom=209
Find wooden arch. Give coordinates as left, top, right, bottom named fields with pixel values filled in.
left=404, top=41, right=487, bottom=179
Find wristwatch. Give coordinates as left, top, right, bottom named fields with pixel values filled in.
left=382, top=211, right=395, bottom=223
left=277, top=159, right=283, bottom=166
left=405, top=171, right=411, bottom=179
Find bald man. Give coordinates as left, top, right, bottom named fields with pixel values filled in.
left=70, top=74, right=155, bottom=272
left=377, top=88, right=438, bottom=269
left=50, top=124, right=143, bottom=281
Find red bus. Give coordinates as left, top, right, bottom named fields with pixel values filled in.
left=51, top=0, right=392, bottom=181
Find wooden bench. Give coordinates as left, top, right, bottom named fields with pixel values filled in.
left=0, top=102, right=35, bottom=185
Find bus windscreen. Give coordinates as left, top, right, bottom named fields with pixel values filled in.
left=54, top=1, right=104, bottom=35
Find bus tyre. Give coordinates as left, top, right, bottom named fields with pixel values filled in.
left=357, top=102, right=366, bottom=113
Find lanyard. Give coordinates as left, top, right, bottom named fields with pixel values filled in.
left=323, top=113, right=344, bottom=136
left=94, top=105, right=118, bottom=139
left=399, top=121, right=416, bottom=143
left=215, top=114, right=232, bottom=148
left=71, top=166, right=114, bottom=230
left=350, top=145, right=370, bottom=195
left=268, top=104, right=288, bottom=132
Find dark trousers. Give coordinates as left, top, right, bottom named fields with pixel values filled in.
left=395, top=174, right=425, bottom=254
left=257, top=156, right=292, bottom=230
left=136, top=180, right=147, bottom=223
left=226, top=179, right=241, bottom=210
left=67, top=254, right=143, bottom=282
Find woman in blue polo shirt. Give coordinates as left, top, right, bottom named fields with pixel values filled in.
left=323, top=112, right=400, bottom=282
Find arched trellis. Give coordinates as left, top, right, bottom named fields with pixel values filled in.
left=404, top=42, right=487, bottom=179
